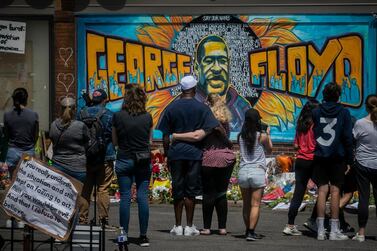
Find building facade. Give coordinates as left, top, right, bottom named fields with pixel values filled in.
left=1, top=0, right=376, bottom=151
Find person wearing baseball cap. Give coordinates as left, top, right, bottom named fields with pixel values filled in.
left=158, top=75, right=219, bottom=236
left=78, top=88, right=116, bottom=228
left=91, top=89, right=108, bottom=104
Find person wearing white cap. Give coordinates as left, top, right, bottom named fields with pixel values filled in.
left=158, top=75, right=219, bottom=236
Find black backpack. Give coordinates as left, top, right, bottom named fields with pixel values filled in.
left=80, top=107, right=107, bottom=165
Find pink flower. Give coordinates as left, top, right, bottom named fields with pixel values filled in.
left=230, top=177, right=238, bottom=184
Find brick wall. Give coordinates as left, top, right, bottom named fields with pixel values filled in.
left=151, top=141, right=295, bottom=157
left=53, top=10, right=76, bottom=118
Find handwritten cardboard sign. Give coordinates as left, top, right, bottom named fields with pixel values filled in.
left=1, top=156, right=83, bottom=240
left=0, top=20, right=26, bottom=54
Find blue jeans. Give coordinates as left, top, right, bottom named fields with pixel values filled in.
left=115, top=157, right=151, bottom=236
left=6, top=147, right=35, bottom=179
left=53, top=163, right=86, bottom=183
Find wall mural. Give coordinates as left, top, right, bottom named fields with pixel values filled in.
left=77, top=15, right=376, bottom=142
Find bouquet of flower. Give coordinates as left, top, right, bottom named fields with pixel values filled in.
left=151, top=185, right=173, bottom=203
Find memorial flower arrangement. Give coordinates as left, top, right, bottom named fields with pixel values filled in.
left=227, top=152, right=242, bottom=203
left=150, top=151, right=173, bottom=203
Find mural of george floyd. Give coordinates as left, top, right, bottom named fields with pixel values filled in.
left=76, top=14, right=376, bottom=142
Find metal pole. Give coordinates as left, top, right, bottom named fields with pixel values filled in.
left=23, top=225, right=31, bottom=251
left=10, top=218, right=14, bottom=251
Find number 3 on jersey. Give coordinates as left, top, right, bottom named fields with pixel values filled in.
left=317, top=117, right=337, bottom=147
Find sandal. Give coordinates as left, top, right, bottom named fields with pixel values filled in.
left=200, top=229, right=211, bottom=235
left=219, top=229, right=227, bottom=235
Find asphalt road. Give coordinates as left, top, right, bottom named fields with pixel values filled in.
left=1, top=201, right=376, bottom=251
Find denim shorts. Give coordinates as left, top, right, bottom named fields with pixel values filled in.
left=6, top=147, right=35, bottom=178
left=238, top=164, right=266, bottom=189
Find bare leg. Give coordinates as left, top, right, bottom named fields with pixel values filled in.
left=317, top=185, right=329, bottom=218
left=185, top=197, right=195, bottom=227
left=249, top=188, right=263, bottom=230
left=330, top=185, right=340, bottom=219
left=174, top=199, right=184, bottom=226
left=339, top=192, right=353, bottom=209
left=241, top=188, right=252, bottom=230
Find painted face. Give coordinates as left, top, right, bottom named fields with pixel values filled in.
left=196, top=41, right=229, bottom=96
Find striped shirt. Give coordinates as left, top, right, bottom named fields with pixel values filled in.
left=239, top=133, right=266, bottom=168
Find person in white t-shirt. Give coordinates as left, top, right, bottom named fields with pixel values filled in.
left=352, top=95, right=377, bottom=242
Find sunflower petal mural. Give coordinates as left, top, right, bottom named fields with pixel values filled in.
left=77, top=14, right=376, bottom=142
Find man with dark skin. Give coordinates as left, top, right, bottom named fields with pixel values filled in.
left=194, top=35, right=251, bottom=132
left=158, top=75, right=218, bottom=236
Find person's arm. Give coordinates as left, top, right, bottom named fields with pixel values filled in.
left=162, top=134, right=170, bottom=158
left=260, top=127, right=273, bottom=154
left=112, top=126, right=118, bottom=147
left=172, top=129, right=206, bottom=142
left=34, top=120, right=39, bottom=145
left=342, top=110, right=354, bottom=166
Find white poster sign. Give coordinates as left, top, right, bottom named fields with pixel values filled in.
left=1, top=157, right=82, bottom=240
left=0, top=20, right=26, bottom=54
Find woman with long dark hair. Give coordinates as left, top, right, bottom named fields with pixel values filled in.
left=4, top=88, right=39, bottom=178
left=49, top=97, right=89, bottom=182
left=238, top=108, right=272, bottom=241
left=173, top=93, right=235, bottom=235
left=112, top=85, right=153, bottom=247
left=352, top=95, right=377, bottom=242
left=283, top=99, right=319, bottom=235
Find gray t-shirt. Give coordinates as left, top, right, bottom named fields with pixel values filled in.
left=353, top=117, right=377, bottom=169
left=4, top=108, right=38, bottom=150
left=50, top=119, right=89, bottom=172
left=239, top=133, right=266, bottom=169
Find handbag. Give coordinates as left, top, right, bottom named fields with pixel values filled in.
left=134, top=151, right=151, bottom=163
left=202, top=147, right=236, bottom=168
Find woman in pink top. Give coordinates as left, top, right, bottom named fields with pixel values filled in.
left=283, top=99, right=319, bottom=235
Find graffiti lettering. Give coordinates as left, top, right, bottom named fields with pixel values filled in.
left=249, top=34, right=363, bottom=107
left=86, top=32, right=191, bottom=100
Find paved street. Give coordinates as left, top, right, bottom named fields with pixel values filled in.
left=1, top=201, right=376, bottom=251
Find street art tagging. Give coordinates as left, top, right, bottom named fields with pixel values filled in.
left=77, top=15, right=376, bottom=141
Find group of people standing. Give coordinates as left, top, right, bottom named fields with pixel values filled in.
left=0, top=77, right=376, bottom=247
left=283, top=83, right=377, bottom=242
left=158, top=75, right=273, bottom=240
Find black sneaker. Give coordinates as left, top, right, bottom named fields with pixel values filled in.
left=139, top=236, right=150, bottom=247
left=245, top=231, right=262, bottom=241
left=340, top=223, right=355, bottom=233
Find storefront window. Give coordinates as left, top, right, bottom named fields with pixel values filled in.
left=0, top=20, right=50, bottom=130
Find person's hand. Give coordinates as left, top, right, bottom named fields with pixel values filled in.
left=266, top=126, right=271, bottom=136
left=345, top=164, right=351, bottom=175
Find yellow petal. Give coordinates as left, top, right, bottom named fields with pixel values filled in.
left=249, top=18, right=271, bottom=37
left=260, top=36, right=279, bottom=48
left=146, top=90, right=174, bottom=127
left=270, top=18, right=296, bottom=31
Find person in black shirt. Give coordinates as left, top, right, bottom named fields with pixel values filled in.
left=158, top=75, right=218, bottom=236
left=112, top=85, right=153, bottom=247
left=173, top=93, right=234, bottom=235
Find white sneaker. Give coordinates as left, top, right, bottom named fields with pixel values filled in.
left=283, top=225, right=302, bottom=236
left=184, top=225, right=200, bottom=236
left=352, top=233, right=365, bottom=242
left=329, top=230, right=349, bottom=241
left=317, top=231, right=327, bottom=241
left=170, top=225, right=183, bottom=236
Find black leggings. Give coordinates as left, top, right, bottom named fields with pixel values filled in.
left=288, top=158, right=314, bottom=225
left=355, top=161, right=377, bottom=228
left=202, top=164, right=234, bottom=229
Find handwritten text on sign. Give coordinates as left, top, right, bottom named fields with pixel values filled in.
left=2, top=159, right=78, bottom=239
left=0, top=20, right=26, bottom=54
